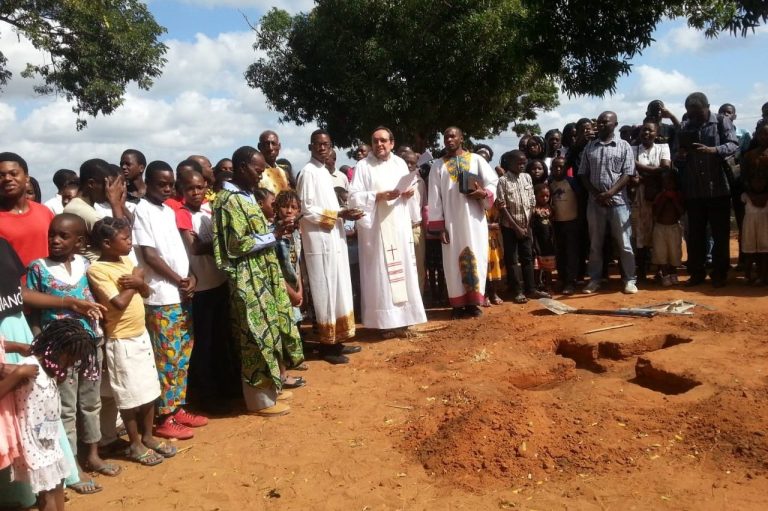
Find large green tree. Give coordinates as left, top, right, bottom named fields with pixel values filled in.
left=0, top=0, right=167, bottom=129
left=246, top=0, right=767, bottom=149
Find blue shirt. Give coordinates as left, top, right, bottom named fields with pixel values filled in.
left=578, top=135, right=636, bottom=206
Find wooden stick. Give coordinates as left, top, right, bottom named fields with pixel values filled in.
left=385, top=404, right=414, bottom=410
left=582, top=323, right=634, bottom=334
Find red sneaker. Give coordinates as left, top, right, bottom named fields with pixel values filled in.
left=174, top=408, right=209, bottom=428
left=154, top=416, right=194, bottom=440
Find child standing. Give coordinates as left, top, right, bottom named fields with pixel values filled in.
left=740, top=172, right=768, bottom=284
left=475, top=145, right=505, bottom=306
left=175, top=170, right=237, bottom=412
left=273, top=190, right=307, bottom=388
left=274, top=191, right=305, bottom=325
left=26, top=214, right=119, bottom=492
left=132, top=161, right=205, bottom=440
left=259, top=188, right=304, bottom=380
left=497, top=150, right=550, bottom=304
left=0, top=237, right=103, bottom=508
left=531, top=184, right=556, bottom=291
left=0, top=339, right=36, bottom=493
left=87, top=217, right=174, bottom=466
left=548, top=156, right=581, bottom=294
left=11, top=319, right=98, bottom=511
left=652, top=171, right=685, bottom=286
left=633, top=121, right=672, bottom=282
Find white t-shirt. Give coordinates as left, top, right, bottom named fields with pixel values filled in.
left=43, top=195, right=64, bottom=215
left=132, top=199, right=189, bottom=306
left=632, top=143, right=671, bottom=167
left=94, top=201, right=136, bottom=217
left=176, top=205, right=227, bottom=292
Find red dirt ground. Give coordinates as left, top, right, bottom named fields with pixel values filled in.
left=70, top=275, right=768, bottom=511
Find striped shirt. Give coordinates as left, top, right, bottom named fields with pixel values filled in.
left=496, top=171, right=535, bottom=229
left=578, top=136, right=635, bottom=206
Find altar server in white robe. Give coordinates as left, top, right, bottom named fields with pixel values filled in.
left=427, top=126, right=499, bottom=319
left=297, top=129, right=363, bottom=364
left=349, top=127, right=427, bottom=337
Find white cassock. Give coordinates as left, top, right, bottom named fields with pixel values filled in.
left=349, top=154, right=427, bottom=330
left=427, top=152, right=499, bottom=307
left=297, top=158, right=355, bottom=343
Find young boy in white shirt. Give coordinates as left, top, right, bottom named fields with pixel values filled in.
left=133, top=161, right=207, bottom=440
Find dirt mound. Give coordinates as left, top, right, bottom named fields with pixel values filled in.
left=402, top=390, right=636, bottom=490
left=682, top=388, right=768, bottom=474
left=679, top=310, right=766, bottom=335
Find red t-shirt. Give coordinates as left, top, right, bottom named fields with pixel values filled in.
left=174, top=202, right=210, bottom=232
left=165, top=195, right=185, bottom=211
left=175, top=207, right=193, bottom=231
left=0, top=201, right=54, bottom=268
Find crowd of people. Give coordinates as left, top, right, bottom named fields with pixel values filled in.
left=0, top=91, right=767, bottom=509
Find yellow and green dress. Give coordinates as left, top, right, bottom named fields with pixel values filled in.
left=212, top=184, right=303, bottom=393
left=486, top=205, right=506, bottom=282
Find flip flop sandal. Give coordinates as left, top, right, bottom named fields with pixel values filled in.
left=126, top=448, right=164, bottom=466
left=491, top=297, right=504, bottom=305
left=87, top=462, right=122, bottom=477
left=292, top=363, right=309, bottom=371
left=69, top=479, right=103, bottom=495
left=143, top=441, right=177, bottom=458
left=282, top=376, right=307, bottom=389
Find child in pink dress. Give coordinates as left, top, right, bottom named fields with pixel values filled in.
left=0, top=337, right=36, bottom=470
left=10, top=319, right=98, bottom=511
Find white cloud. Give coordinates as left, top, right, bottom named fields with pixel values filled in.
left=0, top=24, right=49, bottom=98
left=0, top=28, right=319, bottom=200
left=138, top=31, right=259, bottom=98
left=656, top=23, right=768, bottom=55
left=0, top=102, right=15, bottom=124
left=634, top=65, right=697, bottom=97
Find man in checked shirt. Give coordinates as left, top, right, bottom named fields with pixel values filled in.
left=578, top=111, right=638, bottom=295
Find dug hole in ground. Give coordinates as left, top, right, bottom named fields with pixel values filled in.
left=74, top=258, right=767, bottom=510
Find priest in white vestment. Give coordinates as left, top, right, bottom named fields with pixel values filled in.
left=297, top=129, right=361, bottom=363
left=427, top=127, right=499, bottom=319
left=348, top=128, right=427, bottom=336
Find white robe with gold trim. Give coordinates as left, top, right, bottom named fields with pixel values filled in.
left=297, top=158, right=355, bottom=343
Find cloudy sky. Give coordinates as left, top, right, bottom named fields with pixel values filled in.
left=1, top=0, right=766, bottom=199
